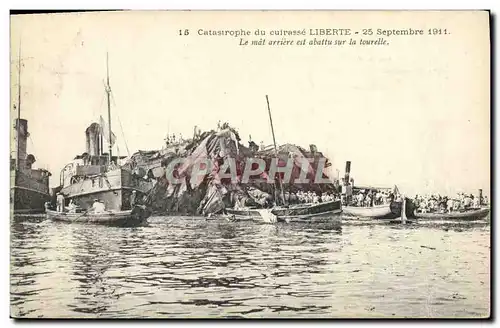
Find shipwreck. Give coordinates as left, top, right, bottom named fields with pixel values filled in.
left=126, top=123, right=339, bottom=216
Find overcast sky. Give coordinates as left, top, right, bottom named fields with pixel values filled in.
left=10, top=11, right=490, bottom=196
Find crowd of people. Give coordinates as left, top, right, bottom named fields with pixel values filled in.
left=413, top=192, right=488, bottom=214
left=290, top=191, right=339, bottom=204
left=345, top=189, right=397, bottom=207
left=263, top=188, right=398, bottom=207
left=279, top=187, right=398, bottom=207
left=164, top=133, right=185, bottom=146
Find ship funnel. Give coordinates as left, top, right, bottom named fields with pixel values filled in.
left=344, top=161, right=351, bottom=185
left=14, top=118, right=29, bottom=169
left=85, top=123, right=102, bottom=157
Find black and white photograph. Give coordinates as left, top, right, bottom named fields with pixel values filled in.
left=9, top=10, right=491, bottom=319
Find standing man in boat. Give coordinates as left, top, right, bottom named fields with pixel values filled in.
left=447, top=197, right=454, bottom=213
left=130, top=190, right=137, bottom=209
left=56, top=192, right=65, bottom=212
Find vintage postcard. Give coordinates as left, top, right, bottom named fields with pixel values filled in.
left=10, top=10, right=490, bottom=319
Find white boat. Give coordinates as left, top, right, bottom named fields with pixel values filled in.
left=45, top=205, right=150, bottom=226
left=342, top=203, right=398, bottom=219
left=414, top=207, right=490, bottom=221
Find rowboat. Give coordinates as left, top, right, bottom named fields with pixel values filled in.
left=225, top=200, right=342, bottom=224
left=414, top=207, right=490, bottom=221
left=342, top=203, right=396, bottom=219
left=45, top=205, right=151, bottom=226
left=341, top=197, right=417, bottom=220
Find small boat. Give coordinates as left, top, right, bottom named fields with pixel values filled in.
left=45, top=205, right=150, bottom=226
left=224, top=96, right=342, bottom=225
left=339, top=164, right=415, bottom=220
left=342, top=203, right=399, bottom=220
left=225, top=200, right=342, bottom=224
left=414, top=207, right=490, bottom=221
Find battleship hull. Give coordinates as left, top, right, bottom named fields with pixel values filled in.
left=11, top=170, right=51, bottom=215
left=11, top=186, right=50, bottom=214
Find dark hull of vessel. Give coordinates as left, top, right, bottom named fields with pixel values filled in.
left=226, top=200, right=342, bottom=223
left=46, top=206, right=150, bottom=226
left=11, top=186, right=50, bottom=215
left=11, top=116, right=52, bottom=214
left=415, top=207, right=490, bottom=221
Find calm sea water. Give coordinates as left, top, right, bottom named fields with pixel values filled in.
left=10, top=215, right=490, bottom=319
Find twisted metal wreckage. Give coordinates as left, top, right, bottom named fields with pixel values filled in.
left=125, top=125, right=338, bottom=215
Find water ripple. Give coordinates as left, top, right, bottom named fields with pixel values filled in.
left=10, top=216, right=490, bottom=318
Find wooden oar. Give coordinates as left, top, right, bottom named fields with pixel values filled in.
left=74, top=208, right=91, bottom=221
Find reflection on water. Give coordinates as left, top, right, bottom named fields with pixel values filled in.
left=10, top=216, right=490, bottom=318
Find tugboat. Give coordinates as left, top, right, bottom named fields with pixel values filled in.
left=10, top=46, right=51, bottom=214
left=47, top=54, right=154, bottom=225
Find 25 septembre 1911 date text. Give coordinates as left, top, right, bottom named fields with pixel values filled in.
left=180, top=28, right=449, bottom=37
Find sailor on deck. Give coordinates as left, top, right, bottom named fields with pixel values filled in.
left=356, top=192, right=365, bottom=207
left=312, top=193, right=319, bottom=204
left=447, top=198, right=454, bottom=213
left=473, top=196, right=480, bottom=208
left=463, top=195, right=473, bottom=209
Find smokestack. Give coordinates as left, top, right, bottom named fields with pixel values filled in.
left=344, top=161, right=351, bottom=184
left=85, top=123, right=102, bottom=157
left=14, top=118, right=28, bottom=169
